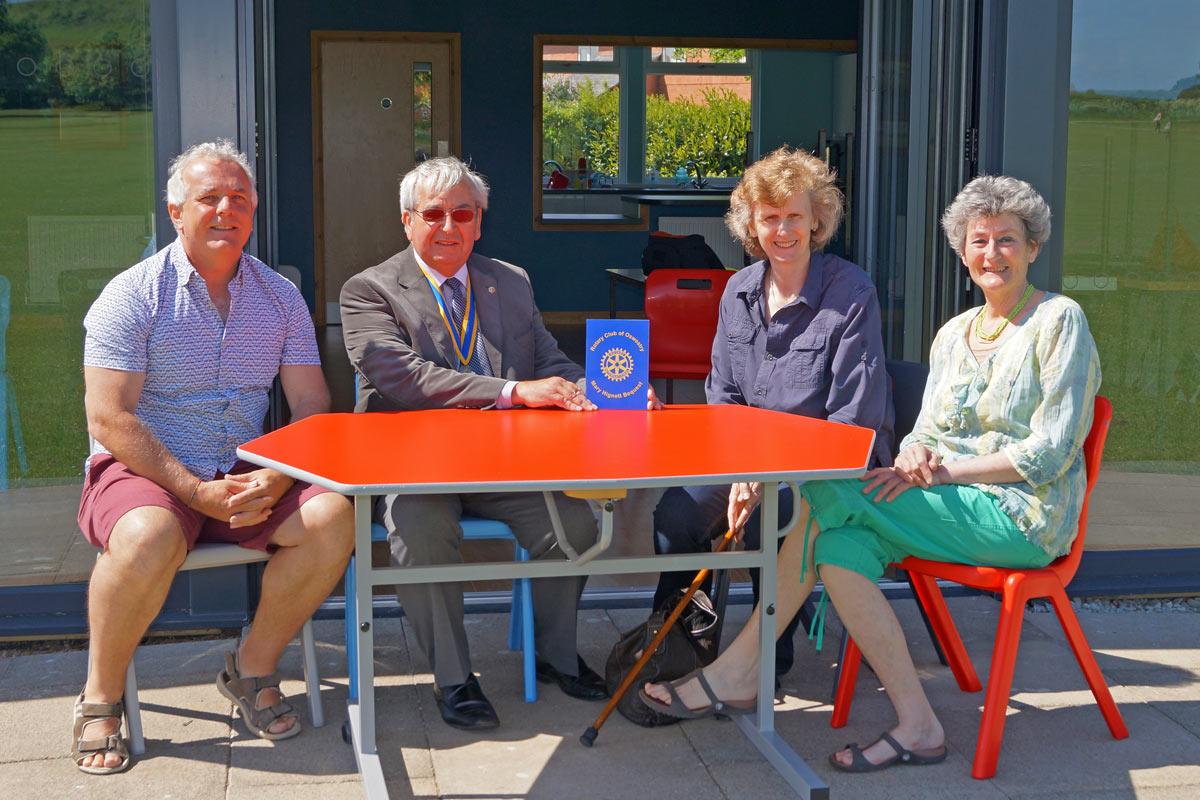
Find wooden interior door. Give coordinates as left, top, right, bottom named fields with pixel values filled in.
left=312, top=32, right=459, bottom=324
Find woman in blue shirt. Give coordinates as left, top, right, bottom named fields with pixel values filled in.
left=651, top=146, right=893, bottom=678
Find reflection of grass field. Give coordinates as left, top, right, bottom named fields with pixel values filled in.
left=1063, top=118, right=1200, bottom=466
left=0, top=110, right=154, bottom=483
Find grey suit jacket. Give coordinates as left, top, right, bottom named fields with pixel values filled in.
left=341, top=247, right=583, bottom=412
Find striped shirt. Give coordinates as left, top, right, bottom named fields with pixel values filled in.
left=900, top=294, right=1101, bottom=556
left=83, top=239, right=320, bottom=479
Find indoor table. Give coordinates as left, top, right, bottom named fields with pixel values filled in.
left=238, top=404, right=875, bottom=800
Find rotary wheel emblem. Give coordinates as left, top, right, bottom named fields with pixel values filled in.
left=600, top=347, right=634, bottom=382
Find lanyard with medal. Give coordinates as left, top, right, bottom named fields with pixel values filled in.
left=419, top=266, right=479, bottom=369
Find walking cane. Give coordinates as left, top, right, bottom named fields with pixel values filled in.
left=580, top=526, right=739, bottom=747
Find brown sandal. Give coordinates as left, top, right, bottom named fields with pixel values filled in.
left=72, top=692, right=131, bottom=775
left=216, top=650, right=301, bottom=741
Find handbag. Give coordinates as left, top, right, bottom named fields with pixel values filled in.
left=603, top=588, right=720, bottom=727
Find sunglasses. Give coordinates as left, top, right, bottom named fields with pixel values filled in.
left=413, top=207, right=477, bottom=224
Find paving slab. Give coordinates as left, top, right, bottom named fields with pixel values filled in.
left=1005, top=788, right=1200, bottom=800
left=227, top=781, right=369, bottom=799
left=0, top=682, right=233, bottom=799
left=1111, top=668, right=1200, bottom=740
left=2, top=591, right=1199, bottom=800
left=1026, top=608, right=1200, bottom=673
left=940, top=700, right=1200, bottom=793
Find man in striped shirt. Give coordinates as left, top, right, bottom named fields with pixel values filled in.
left=73, top=140, right=353, bottom=774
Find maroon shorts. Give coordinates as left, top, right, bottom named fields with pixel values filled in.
left=77, top=454, right=332, bottom=553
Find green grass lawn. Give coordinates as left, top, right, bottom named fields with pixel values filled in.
left=1, top=109, right=154, bottom=483
left=1063, top=118, right=1200, bottom=467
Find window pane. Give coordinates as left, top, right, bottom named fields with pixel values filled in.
left=645, top=73, right=750, bottom=178
left=413, top=61, right=432, bottom=161
left=1063, top=1, right=1200, bottom=472
left=0, top=0, right=155, bottom=586
left=541, top=72, right=619, bottom=181
left=651, top=46, right=747, bottom=64
left=1065, top=3, right=1195, bottom=472
left=542, top=44, right=614, bottom=62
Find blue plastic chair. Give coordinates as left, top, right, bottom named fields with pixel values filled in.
left=0, top=275, right=30, bottom=491
left=345, top=376, right=536, bottom=702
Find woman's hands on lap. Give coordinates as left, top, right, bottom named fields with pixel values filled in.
left=860, top=459, right=950, bottom=503
left=893, top=444, right=942, bottom=488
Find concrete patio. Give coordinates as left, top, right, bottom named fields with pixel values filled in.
left=2, top=593, right=1199, bottom=799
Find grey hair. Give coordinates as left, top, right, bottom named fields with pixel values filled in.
left=941, top=175, right=1051, bottom=256
left=399, top=156, right=490, bottom=211
left=165, top=139, right=257, bottom=206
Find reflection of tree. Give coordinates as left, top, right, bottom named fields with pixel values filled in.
left=3, top=0, right=151, bottom=110
left=0, top=1, right=57, bottom=108
left=58, top=29, right=150, bottom=108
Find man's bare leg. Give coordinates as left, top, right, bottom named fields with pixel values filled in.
left=81, top=507, right=187, bottom=769
left=821, top=564, right=944, bottom=766
left=643, top=502, right=821, bottom=709
left=235, top=493, right=354, bottom=734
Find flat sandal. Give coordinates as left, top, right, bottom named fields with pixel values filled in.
left=638, top=668, right=757, bottom=720
left=215, top=650, right=301, bottom=741
left=72, top=691, right=131, bottom=775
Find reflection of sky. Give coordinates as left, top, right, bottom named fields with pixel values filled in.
left=1072, top=0, right=1200, bottom=91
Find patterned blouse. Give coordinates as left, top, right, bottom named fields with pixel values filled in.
left=899, top=294, right=1101, bottom=557
left=84, top=239, right=321, bottom=479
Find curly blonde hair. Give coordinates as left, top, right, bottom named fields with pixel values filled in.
left=724, top=146, right=844, bottom=259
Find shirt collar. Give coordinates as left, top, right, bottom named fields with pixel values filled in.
left=737, top=260, right=769, bottom=306
left=413, top=250, right=469, bottom=288
left=796, top=251, right=826, bottom=310
left=737, top=253, right=827, bottom=317
left=170, top=238, right=247, bottom=289
left=170, top=239, right=197, bottom=287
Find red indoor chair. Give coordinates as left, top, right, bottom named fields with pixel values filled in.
left=645, top=268, right=733, bottom=402
left=830, top=395, right=1127, bottom=779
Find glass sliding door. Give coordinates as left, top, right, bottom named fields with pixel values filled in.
left=0, top=0, right=155, bottom=588
left=1064, top=1, right=1200, bottom=475
left=856, top=0, right=982, bottom=361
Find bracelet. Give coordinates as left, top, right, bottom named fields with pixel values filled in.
left=186, top=478, right=202, bottom=509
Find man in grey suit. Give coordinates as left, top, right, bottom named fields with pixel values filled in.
left=340, top=157, right=609, bottom=730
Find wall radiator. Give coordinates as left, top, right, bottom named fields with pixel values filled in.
left=657, top=216, right=745, bottom=270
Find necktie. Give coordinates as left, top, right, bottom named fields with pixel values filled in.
left=444, top=277, right=493, bottom=376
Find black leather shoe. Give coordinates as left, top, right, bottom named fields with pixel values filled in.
left=535, top=655, right=608, bottom=701
left=433, top=675, right=499, bottom=730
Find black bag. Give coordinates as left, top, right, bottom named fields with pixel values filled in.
left=604, top=589, right=720, bottom=727
left=640, top=233, right=725, bottom=275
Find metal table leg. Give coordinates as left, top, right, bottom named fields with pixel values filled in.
left=348, top=494, right=388, bottom=798
left=733, top=481, right=830, bottom=799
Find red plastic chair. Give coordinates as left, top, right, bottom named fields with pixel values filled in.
left=830, top=396, right=1127, bottom=779
left=645, top=268, right=733, bottom=402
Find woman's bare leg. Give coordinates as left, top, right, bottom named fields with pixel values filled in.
left=820, top=563, right=944, bottom=764
left=643, top=501, right=820, bottom=708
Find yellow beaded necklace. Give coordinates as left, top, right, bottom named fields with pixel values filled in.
left=974, top=283, right=1035, bottom=343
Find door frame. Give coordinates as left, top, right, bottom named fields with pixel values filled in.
left=309, top=30, right=462, bottom=326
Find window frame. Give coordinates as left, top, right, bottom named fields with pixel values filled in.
left=532, top=35, right=856, bottom=229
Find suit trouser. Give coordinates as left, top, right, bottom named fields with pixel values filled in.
left=379, top=491, right=598, bottom=688
left=652, top=483, right=801, bottom=674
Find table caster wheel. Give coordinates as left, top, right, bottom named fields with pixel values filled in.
left=341, top=720, right=351, bottom=744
